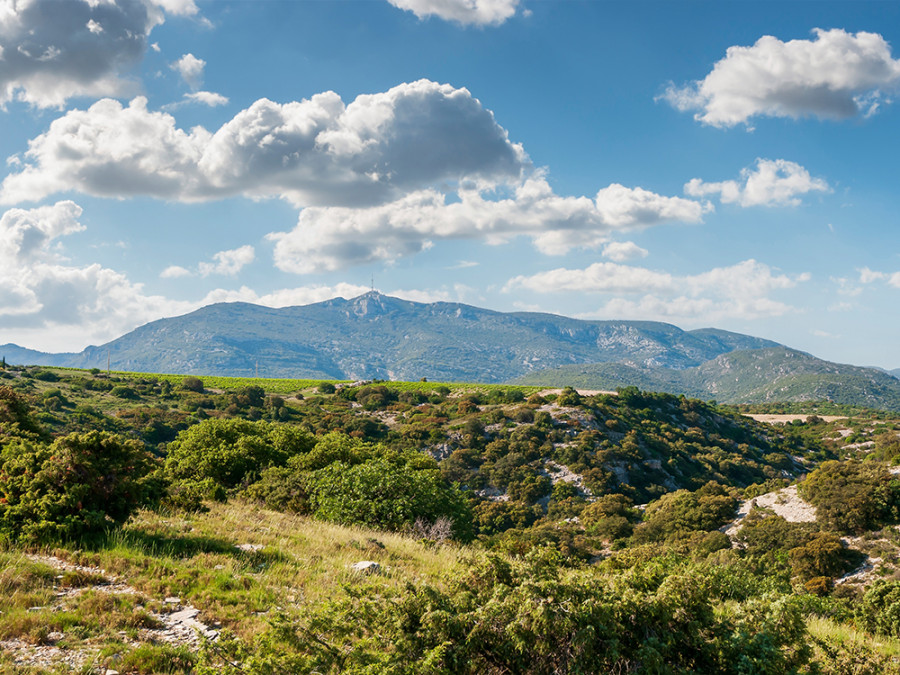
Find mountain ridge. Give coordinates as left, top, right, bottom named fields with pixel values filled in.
left=6, top=291, right=900, bottom=409
left=2, top=291, right=778, bottom=380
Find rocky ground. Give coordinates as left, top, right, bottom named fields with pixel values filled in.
left=1, top=554, right=218, bottom=672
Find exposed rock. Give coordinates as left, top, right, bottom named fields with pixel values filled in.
left=350, top=561, right=381, bottom=575
left=725, top=485, right=817, bottom=537
left=235, top=543, right=264, bottom=552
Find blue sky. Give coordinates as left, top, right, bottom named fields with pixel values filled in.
left=2, top=0, right=900, bottom=370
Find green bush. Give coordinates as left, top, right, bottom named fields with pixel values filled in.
left=307, top=456, right=473, bottom=540
left=788, top=533, right=859, bottom=582
left=634, top=482, right=738, bottom=542
left=0, top=431, right=162, bottom=543
left=164, top=418, right=315, bottom=498
left=181, top=376, right=204, bottom=393
left=857, top=580, right=900, bottom=638
left=199, top=551, right=811, bottom=674
left=800, top=460, right=900, bottom=534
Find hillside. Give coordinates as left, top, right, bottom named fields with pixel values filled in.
left=4, top=365, right=900, bottom=672
left=1, top=291, right=778, bottom=381
left=513, top=346, right=900, bottom=411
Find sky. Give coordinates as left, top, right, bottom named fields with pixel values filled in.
left=2, top=0, right=900, bottom=369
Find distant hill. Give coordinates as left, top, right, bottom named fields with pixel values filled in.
left=513, top=347, right=900, bottom=411
left=3, top=291, right=778, bottom=382
left=9, top=292, right=896, bottom=409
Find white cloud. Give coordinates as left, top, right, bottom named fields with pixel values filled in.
left=146, top=0, right=199, bottom=17
left=0, top=204, right=477, bottom=352
left=0, top=201, right=85, bottom=267
left=0, top=201, right=196, bottom=349
left=685, top=158, right=829, bottom=207
left=1, top=80, right=528, bottom=207
left=268, top=177, right=706, bottom=273
left=386, top=0, right=520, bottom=26
left=183, top=90, right=228, bottom=107
left=661, top=28, right=900, bottom=127
left=0, top=0, right=197, bottom=109
left=160, top=265, right=191, bottom=278
left=198, top=245, right=255, bottom=277
left=170, top=53, right=204, bottom=89
left=859, top=266, right=900, bottom=288
left=601, top=241, right=648, bottom=262
left=505, top=259, right=807, bottom=322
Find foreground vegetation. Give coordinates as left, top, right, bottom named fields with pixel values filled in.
left=3, top=364, right=900, bottom=672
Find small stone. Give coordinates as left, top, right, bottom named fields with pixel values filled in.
left=235, top=543, right=264, bottom=552
left=105, top=670, right=120, bottom=675
left=164, top=597, right=181, bottom=604
left=350, top=560, right=380, bottom=575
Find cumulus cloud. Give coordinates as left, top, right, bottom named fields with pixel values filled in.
left=505, top=259, right=807, bottom=322
left=601, top=241, right=648, bottom=262
left=0, top=0, right=196, bottom=109
left=170, top=53, right=205, bottom=89
left=1, top=80, right=527, bottom=206
left=0, top=201, right=192, bottom=348
left=386, top=0, right=520, bottom=26
left=267, top=176, right=707, bottom=273
left=661, top=29, right=900, bottom=127
left=145, top=0, right=200, bottom=17
left=197, top=245, right=255, bottom=277
left=685, top=158, right=829, bottom=207
left=0, top=201, right=85, bottom=267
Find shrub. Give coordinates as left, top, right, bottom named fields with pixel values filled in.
left=800, top=460, right=900, bottom=533
left=634, top=482, right=738, bottom=542
left=0, top=431, right=162, bottom=543
left=181, top=376, right=204, bottom=393
left=307, top=457, right=473, bottom=540
left=857, top=580, right=900, bottom=637
left=164, top=418, right=315, bottom=497
left=788, top=533, right=858, bottom=582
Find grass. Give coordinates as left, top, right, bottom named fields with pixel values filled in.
left=807, top=615, right=900, bottom=658
left=13, top=366, right=547, bottom=398
left=0, top=500, right=468, bottom=642
left=0, top=501, right=470, bottom=672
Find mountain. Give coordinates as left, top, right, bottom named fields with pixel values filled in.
left=3, top=291, right=779, bottom=381
left=513, top=346, right=900, bottom=410
left=0, top=344, right=75, bottom=367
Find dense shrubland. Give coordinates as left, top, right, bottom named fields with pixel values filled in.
left=3, top=365, right=900, bottom=672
